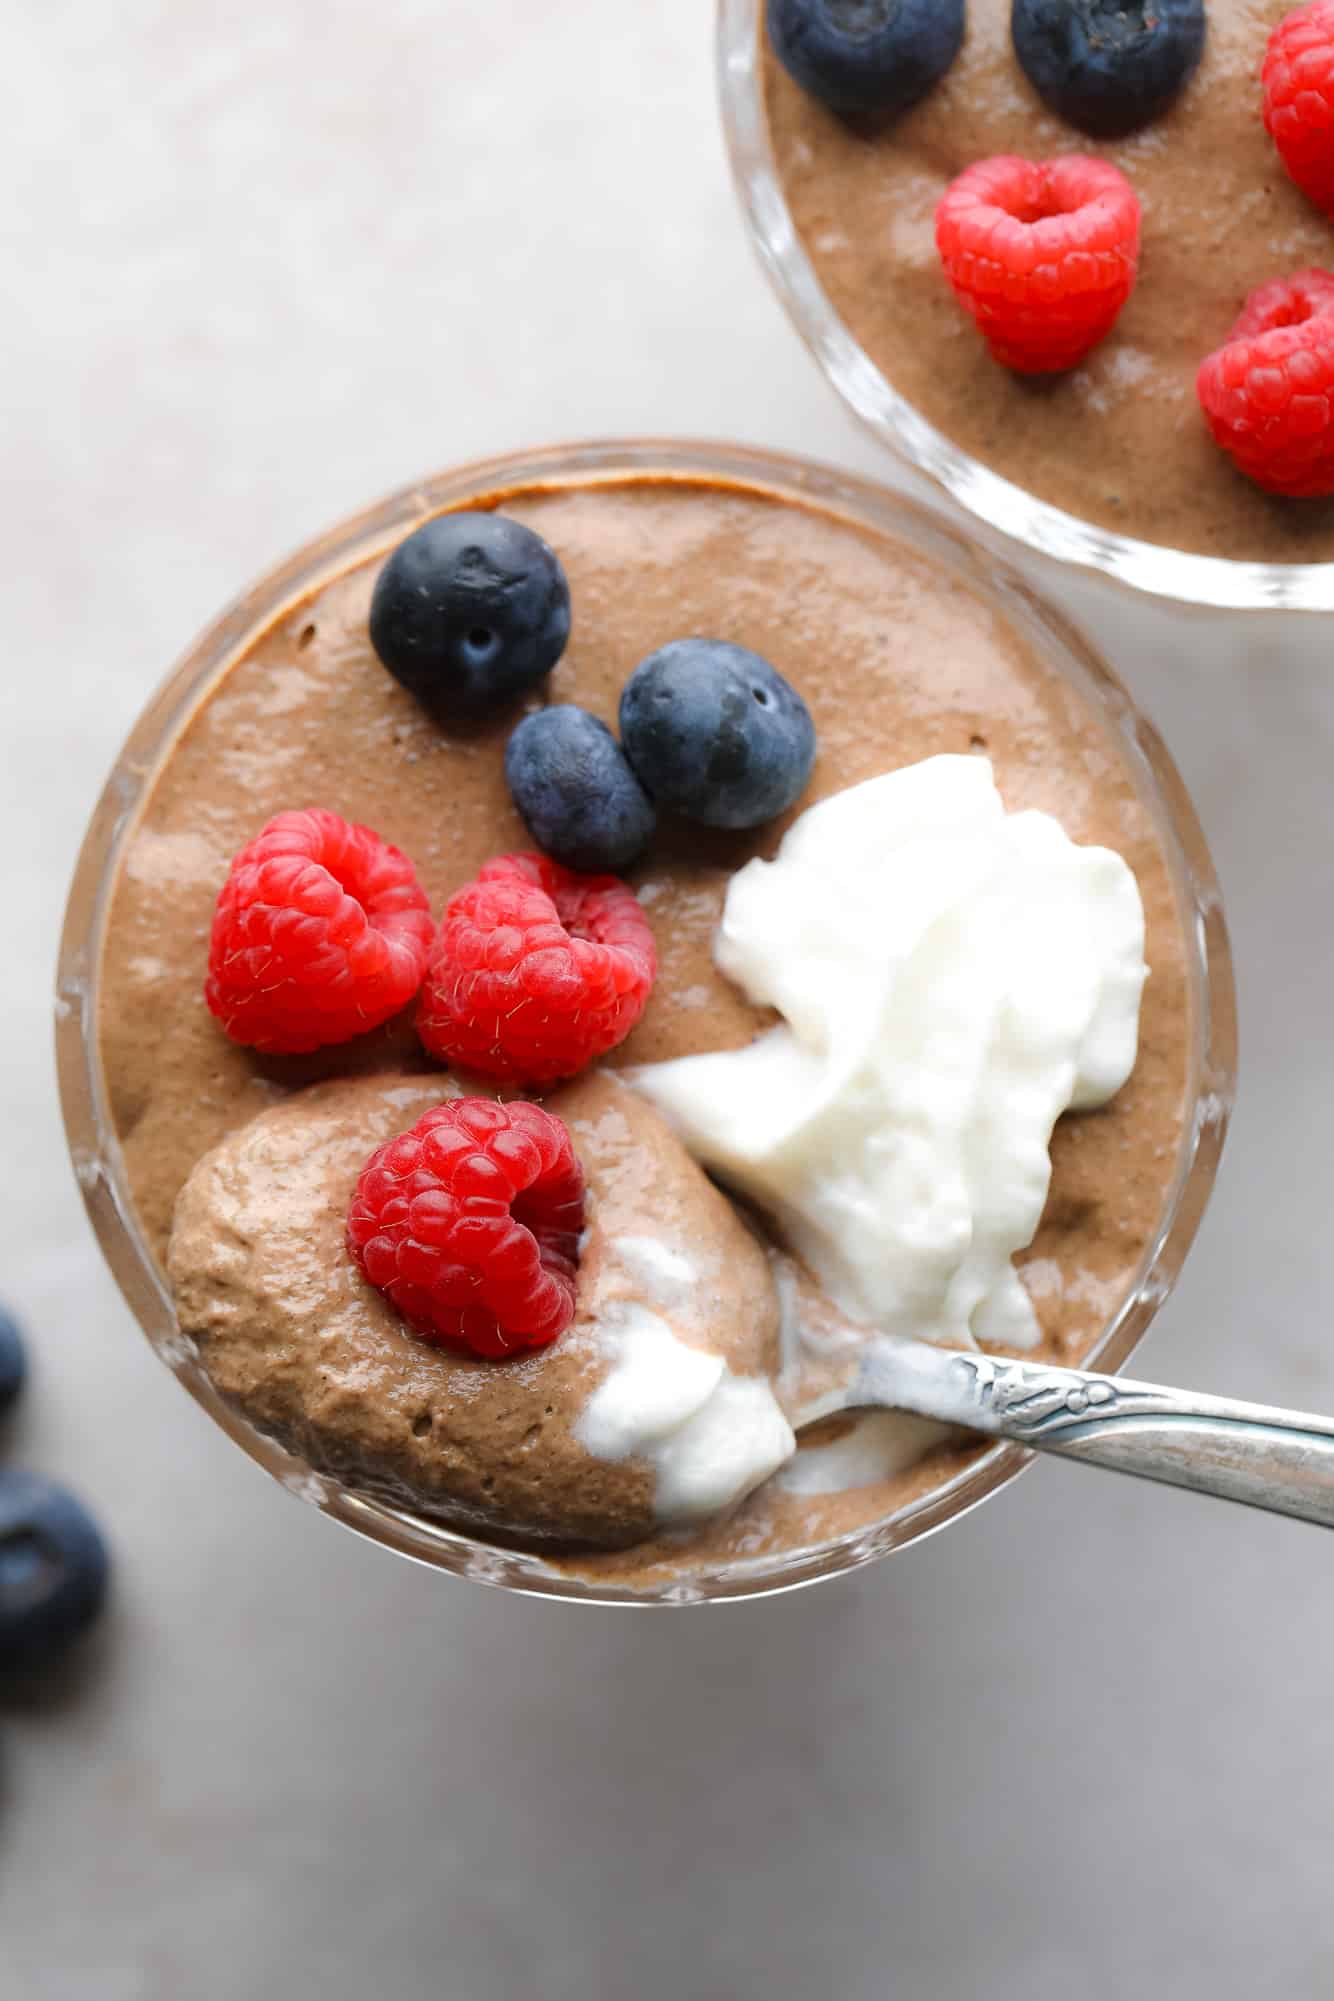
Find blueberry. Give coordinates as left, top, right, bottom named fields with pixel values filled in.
left=0, top=1471, right=109, bottom=1676
left=370, top=512, right=571, bottom=724
left=505, top=706, right=656, bottom=874
left=767, top=0, right=964, bottom=120
left=1011, top=0, right=1205, bottom=138
left=619, top=640, right=816, bottom=832
left=0, top=1306, right=26, bottom=1414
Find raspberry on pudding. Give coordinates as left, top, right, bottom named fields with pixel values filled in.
left=417, top=852, right=656, bottom=1084
left=206, top=809, right=434, bottom=1054
left=1197, top=270, right=1334, bottom=496
left=756, top=0, right=1334, bottom=562
left=934, top=153, right=1141, bottom=374
left=347, top=1097, right=586, bottom=1358
left=85, top=459, right=1219, bottom=1591
left=1264, top=1, right=1334, bottom=216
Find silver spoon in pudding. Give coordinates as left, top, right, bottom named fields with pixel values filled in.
left=795, top=1336, right=1334, bottom=1530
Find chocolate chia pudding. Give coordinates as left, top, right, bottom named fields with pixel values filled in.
left=88, top=462, right=1206, bottom=1592
left=759, top=0, right=1334, bottom=562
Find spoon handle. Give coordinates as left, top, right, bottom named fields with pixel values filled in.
left=856, top=1338, right=1334, bottom=1529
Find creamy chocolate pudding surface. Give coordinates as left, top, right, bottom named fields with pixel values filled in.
left=761, top=0, right=1334, bottom=562
left=99, top=473, right=1192, bottom=1581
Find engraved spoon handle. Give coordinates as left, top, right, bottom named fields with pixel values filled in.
left=852, top=1337, right=1334, bottom=1529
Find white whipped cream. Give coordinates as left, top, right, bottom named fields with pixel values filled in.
left=576, top=1299, right=795, bottom=1523
left=632, top=756, right=1146, bottom=1353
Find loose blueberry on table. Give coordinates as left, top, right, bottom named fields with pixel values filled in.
left=0, top=1304, right=26, bottom=1414
left=0, top=1470, right=110, bottom=1677
left=0, top=1308, right=111, bottom=1677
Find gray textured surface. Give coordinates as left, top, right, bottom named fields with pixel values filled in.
left=4, top=3, right=1334, bottom=1996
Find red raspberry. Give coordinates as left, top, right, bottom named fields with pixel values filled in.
left=206, top=809, right=434, bottom=1054
left=417, top=852, right=656, bottom=1086
left=346, top=1097, right=584, bottom=1358
left=1263, top=2, right=1334, bottom=217
left=934, top=154, right=1141, bottom=374
left=1196, top=271, right=1334, bottom=497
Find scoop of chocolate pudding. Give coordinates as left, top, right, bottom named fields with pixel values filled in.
left=167, top=1071, right=790, bottom=1548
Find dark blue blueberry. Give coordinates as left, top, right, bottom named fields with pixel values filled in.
left=767, top=0, right=964, bottom=120
left=0, top=1306, right=26, bottom=1415
left=619, top=639, right=816, bottom=832
left=1011, top=0, right=1205, bottom=138
left=505, top=706, right=656, bottom=875
left=0, top=1471, right=109, bottom=1676
left=370, top=512, right=571, bottom=724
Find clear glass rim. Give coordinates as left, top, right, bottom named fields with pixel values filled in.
left=717, top=0, right=1334, bottom=613
left=55, top=435, right=1237, bottom=1605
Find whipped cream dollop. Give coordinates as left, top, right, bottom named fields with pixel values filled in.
left=632, top=756, right=1147, bottom=1352
left=574, top=1226, right=795, bottom=1522
left=576, top=1292, right=794, bottom=1524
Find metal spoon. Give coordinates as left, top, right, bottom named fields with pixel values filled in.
left=798, top=1337, right=1334, bottom=1529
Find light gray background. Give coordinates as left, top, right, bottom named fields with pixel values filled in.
left=4, top=4, right=1333, bottom=1996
